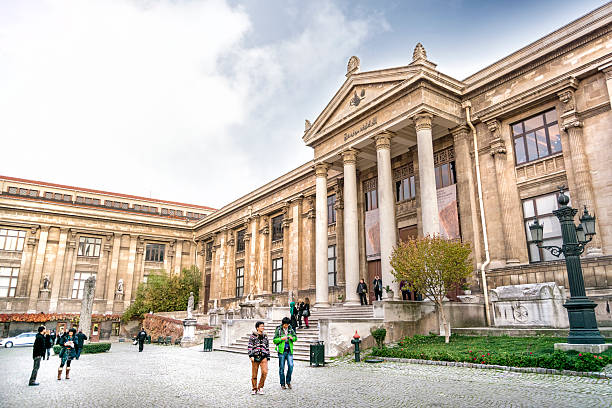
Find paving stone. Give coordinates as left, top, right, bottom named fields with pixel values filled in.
left=2, top=344, right=611, bottom=407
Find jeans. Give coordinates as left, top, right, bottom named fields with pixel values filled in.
left=75, top=347, right=82, bottom=359
left=278, top=351, right=293, bottom=386
left=359, top=293, right=368, bottom=305
left=46, top=348, right=51, bottom=360
left=374, top=289, right=382, bottom=301
left=29, top=356, right=42, bottom=384
left=139, top=341, right=144, bottom=352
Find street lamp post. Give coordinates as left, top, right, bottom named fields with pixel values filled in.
left=528, top=187, right=604, bottom=345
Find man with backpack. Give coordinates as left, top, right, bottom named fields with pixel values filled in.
left=273, top=317, right=297, bottom=390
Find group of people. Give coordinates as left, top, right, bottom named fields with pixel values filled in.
left=29, top=325, right=88, bottom=386
left=288, top=297, right=310, bottom=330
left=357, top=276, right=422, bottom=304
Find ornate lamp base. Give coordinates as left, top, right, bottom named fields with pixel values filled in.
left=564, top=297, right=605, bottom=344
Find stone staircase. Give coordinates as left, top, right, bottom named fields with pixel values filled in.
left=216, top=305, right=374, bottom=361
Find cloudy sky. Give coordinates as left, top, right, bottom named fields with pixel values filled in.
left=0, top=0, right=606, bottom=209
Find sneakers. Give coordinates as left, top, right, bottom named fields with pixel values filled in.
left=281, top=385, right=287, bottom=390
left=251, top=390, right=257, bottom=395
left=257, top=389, right=265, bottom=395
left=287, top=384, right=292, bottom=389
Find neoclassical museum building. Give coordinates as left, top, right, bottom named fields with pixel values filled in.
left=1, top=5, right=612, bottom=326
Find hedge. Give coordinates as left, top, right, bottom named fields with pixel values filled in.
left=370, top=334, right=612, bottom=372
left=53, top=343, right=111, bottom=355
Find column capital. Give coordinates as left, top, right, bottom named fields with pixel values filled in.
left=341, top=148, right=359, bottom=165
left=374, top=131, right=393, bottom=150
left=561, top=118, right=583, bottom=132
left=450, top=124, right=470, bottom=141
left=413, top=113, right=433, bottom=132
left=314, top=162, right=329, bottom=177
left=490, top=138, right=507, bottom=157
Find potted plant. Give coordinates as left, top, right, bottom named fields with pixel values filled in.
left=383, top=285, right=394, bottom=299
left=461, top=283, right=471, bottom=295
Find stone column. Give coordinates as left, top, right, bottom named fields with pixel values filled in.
left=226, top=230, right=235, bottom=298
left=27, top=226, right=49, bottom=312
left=558, top=88, right=603, bottom=255
left=315, top=162, right=330, bottom=307
left=60, top=230, right=78, bottom=300
left=287, top=198, right=302, bottom=300
left=334, top=181, right=345, bottom=288
left=451, top=126, right=482, bottom=268
left=18, top=226, right=38, bottom=298
left=248, top=215, right=259, bottom=295
left=259, top=218, right=270, bottom=294
left=600, top=65, right=612, bottom=107
left=97, top=234, right=113, bottom=300
left=174, top=240, right=183, bottom=275
left=374, top=132, right=400, bottom=300
left=49, top=228, right=69, bottom=313
left=131, top=236, right=145, bottom=298
left=487, top=120, right=522, bottom=264
left=123, top=235, right=138, bottom=310
left=342, top=149, right=361, bottom=305
left=415, top=113, right=440, bottom=236
left=305, top=197, right=316, bottom=290
left=105, top=233, right=121, bottom=313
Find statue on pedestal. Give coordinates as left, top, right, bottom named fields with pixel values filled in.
left=43, top=275, right=50, bottom=290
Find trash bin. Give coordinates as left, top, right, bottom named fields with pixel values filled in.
left=203, top=337, right=213, bottom=352
left=310, top=341, right=325, bottom=366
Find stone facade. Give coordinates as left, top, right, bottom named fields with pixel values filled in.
left=1, top=5, right=612, bottom=324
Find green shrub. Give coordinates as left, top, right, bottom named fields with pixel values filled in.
left=370, top=328, right=387, bottom=348
left=371, top=334, right=612, bottom=372
left=52, top=342, right=111, bottom=355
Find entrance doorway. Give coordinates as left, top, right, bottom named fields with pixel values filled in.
left=367, top=260, right=381, bottom=303
left=204, top=274, right=211, bottom=313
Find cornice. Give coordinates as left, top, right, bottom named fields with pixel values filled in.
left=463, top=3, right=612, bottom=92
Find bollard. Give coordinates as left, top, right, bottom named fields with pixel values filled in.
left=351, top=330, right=361, bottom=362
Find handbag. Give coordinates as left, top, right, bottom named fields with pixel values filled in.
left=302, top=310, right=310, bottom=317
left=253, top=352, right=263, bottom=363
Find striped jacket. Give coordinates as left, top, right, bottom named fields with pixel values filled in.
left=247, top=331, right=270, bottom=360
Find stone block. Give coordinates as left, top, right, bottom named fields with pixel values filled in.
left=554, top=343, right=612, bottom=353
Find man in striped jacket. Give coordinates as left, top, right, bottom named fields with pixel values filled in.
left=248, top=321, right=270, bottom=395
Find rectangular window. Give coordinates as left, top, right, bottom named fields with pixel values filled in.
left=236, top=230, right=246, bottom=252
left=0, top=229, right=26, bottom=251
left=328, top=245, right=337, bottom=287
left=71, top=271, right=96, bottom=299
left=523, top=191, right=570, bottom=262
left=512, top=109, right=561, bottom=165
left=434, top=162, right=456, bottom=189
left=206, top=241, right=213, bottom=262
left=395, top=164, right=416, bottom=202
left=271, top=215, right=283, bottom=241
left=272, top=258, right=283, bottom=293
left=236, top=266, right=244, bottom=298
left=78, top=237, right=101, bottom=257
left=0, top=267, right=19, bottom=297
left=327, top=194, right=337, bottom=224
left=145, top=243, right=165, bottom=262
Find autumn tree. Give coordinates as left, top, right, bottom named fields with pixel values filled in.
left=390, top=236, right=472, bottom=343
left=122, top=266, right=201, bottom=321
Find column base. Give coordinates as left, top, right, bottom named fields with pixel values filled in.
left=343, top=300, right=361, bottom=306
left=505, top=259, right=520, bottom=264
left=314, top=302, right=331, bottom=308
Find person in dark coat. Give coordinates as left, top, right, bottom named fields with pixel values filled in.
left=75, top=329, right=87, bottom=359
left=137, top=328, right=147, bottom=352
left=297, top=300, right=305, bottom=329
left=58, top=328, right=77, bottom=380
left=357, top=279, right=368, bottom=305
left=373, top=275, right=383, bottom=301
left=302, top=298, right=311, bottom=329
left=29, top=325, right=46, bottom=386
left=44, top=329, right=53, bottom=360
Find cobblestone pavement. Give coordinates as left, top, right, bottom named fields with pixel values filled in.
left=1, top=343, right=611, bottom=408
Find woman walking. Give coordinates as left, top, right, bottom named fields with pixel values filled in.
left=248, top=321, right=270, bottom=395
left=44, top=329, right=53, bottom=360
left=58, top=328, right=77, bottom=380
left=302, top=298, right=311, bottom=329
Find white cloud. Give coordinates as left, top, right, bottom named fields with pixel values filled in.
left=0, top=0, right=382, bottom=208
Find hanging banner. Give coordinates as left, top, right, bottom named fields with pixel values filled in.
left=365, top=208, right=380, bottom=260
left=437, top=184, right=460, bottom=239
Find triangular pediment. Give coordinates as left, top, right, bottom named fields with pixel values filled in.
left=304, top=66, right=419, bottom=144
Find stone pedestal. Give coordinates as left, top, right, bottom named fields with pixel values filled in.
left=182, top=318, right=197, bottom=342
left=554, top=343, right=612, bottom=353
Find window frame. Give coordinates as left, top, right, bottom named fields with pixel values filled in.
left=364, top=177, right=378, bottom=211
left=272, top=257, right=283, bottom=294
left=0, top=267, right=19, bottom=297
left=205, top=241, right=213, bottom=262
left=328, top=245, right=337, bottom=287
left=523, top=190, right=569, bottom=263
left=327, top=194, right=337, bottom=225
left=71, top=271, right=96, bottom=299
left=235, top=266, right=244, bottom=298
left=0, top=229, right=26, bottom=252
left=236, top=230, right=246, bottom=252
left=271, top=215, right=283, bottom=242
left=145, top=243, right=165, bottom=262
left=77, top=236, right=102, bottom=257
left=512, top=109, right=561, bottom=166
